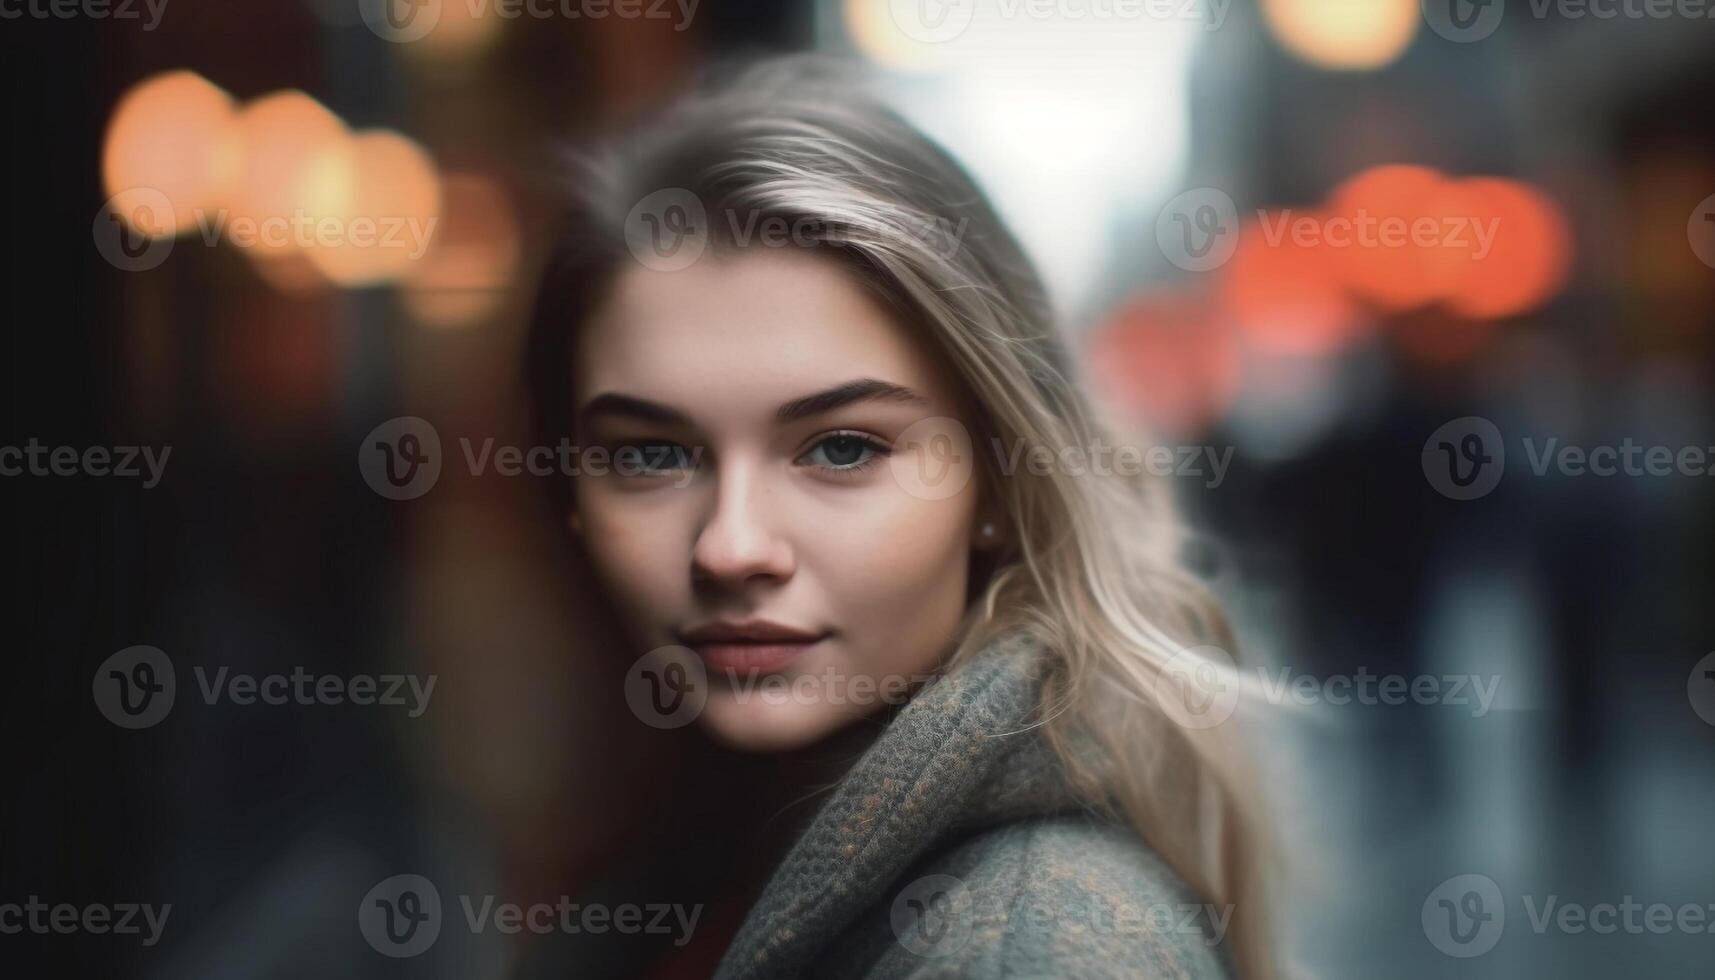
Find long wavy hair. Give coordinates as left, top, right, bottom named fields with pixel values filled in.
left=525, top=55, right=1277, bottom=980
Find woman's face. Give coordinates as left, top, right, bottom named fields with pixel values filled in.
left=572, top=247, right=994, bottom=751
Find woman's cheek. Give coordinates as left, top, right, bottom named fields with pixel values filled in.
left=817, top=492, right=974, bottom=668
left=848, top=480, right=976, bottom=580
left=582, top=500, right=684, bottom=633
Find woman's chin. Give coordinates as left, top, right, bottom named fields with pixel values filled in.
left=696, top=696, right=873, bottom=753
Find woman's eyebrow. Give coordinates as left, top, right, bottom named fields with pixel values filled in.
left=578, top=379, right=929, bottom=430
left=775, top=378, right=928, bottom=424
left=577, top=392, right=693, bottom=428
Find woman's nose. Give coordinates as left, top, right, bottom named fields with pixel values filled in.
left=690, top=459, right=795, bottom=587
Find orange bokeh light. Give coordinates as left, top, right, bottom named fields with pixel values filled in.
left=1261, top=0, right=1419, bottom=71
left=1327, top=164, right=1450, bottom=313
left=1320, top=165, right=1572, bottom=325
left=1089, top=290, right=1240, bottom=439
left=417, top=0, right=504, bottom=59
left=1428, top=177, right=1573, bottom=319
left=401, top=173, right=522, bottom=329
left=102, top=71, right=239, bottom=237
left=227, top=91, right=351, bottom=264
left=306, top=130, right=442, bottom=287
left=1218, top=212, right=1366, bottom=356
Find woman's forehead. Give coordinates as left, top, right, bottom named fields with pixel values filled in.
left=576, top=249, right=962, bottom=417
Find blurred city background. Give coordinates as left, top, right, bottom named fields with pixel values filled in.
left=4, top=0, right=1714, bottom=977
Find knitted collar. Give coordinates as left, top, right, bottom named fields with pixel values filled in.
left=712, top=633, right=1088, bottom=980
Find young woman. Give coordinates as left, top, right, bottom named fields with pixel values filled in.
left=524, top=56, right=1274, bottom=980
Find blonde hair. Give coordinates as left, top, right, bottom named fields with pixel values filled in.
left=526, top=55, right=1278, bottom=980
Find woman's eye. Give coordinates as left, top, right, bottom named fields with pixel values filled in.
left=798, top=432, right=890, bottom=473
left=611, top=441, right=695, bottom=476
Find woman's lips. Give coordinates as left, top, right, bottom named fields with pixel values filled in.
left=692, top=638, right=824, bottom=674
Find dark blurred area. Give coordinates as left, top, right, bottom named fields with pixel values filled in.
left=3, top=1, right=1713, bottom=977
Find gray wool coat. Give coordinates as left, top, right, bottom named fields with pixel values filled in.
left=710, top=636, right=1234, bottom=980
left=516, top=635, right=1234, bottom=980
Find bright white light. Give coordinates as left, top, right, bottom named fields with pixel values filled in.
left=841, top=0, right=1206, bottom=315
